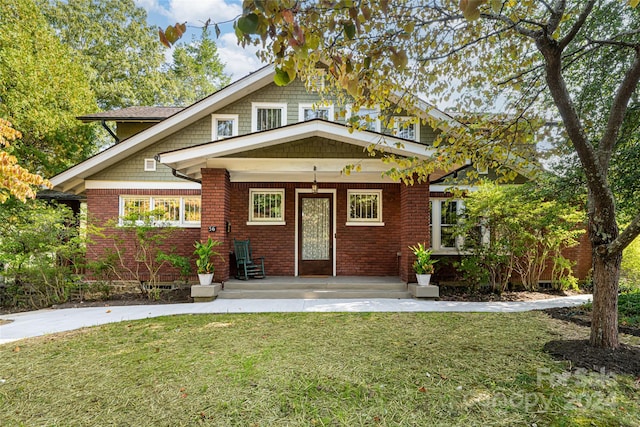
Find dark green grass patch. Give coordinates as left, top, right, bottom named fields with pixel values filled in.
left=0, top=312, right=638, bottom=426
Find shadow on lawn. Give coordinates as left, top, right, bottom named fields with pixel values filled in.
left=544, top=339, right=640, bottom=376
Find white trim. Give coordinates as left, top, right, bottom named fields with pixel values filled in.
left=346, top=189, right=384, bottom=225
left=144, top=158, right=156, bottom=171
left=85, top=180, right=201, bottom=190
left=211, top=114, right=239, bottom=140
left=298, top=103, right=334, bottom=122
left=248, top=188, right=285, bottom=224
left=251, top=102, right=287, bottom=132
left=345, top=222, right=385, bottom=227
left=294, top=188, right=337, bottom=277
left=345, top=104, right=381, bottom=132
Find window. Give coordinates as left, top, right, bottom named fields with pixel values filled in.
left=430, top=199, right=462, bottom=251
left=252, top=103, right=287, bottom=132
left=347, top=190, right=384, bottom=226
left=248, top=189, right=285, bottom=225
left=392, top=117, right=420, bottom=142
left=144, top=158, right=156, bottom=171
left=119, top=196, right=201, bottom=227
left=345, top=105, right=381, bottom=132
left=211, top=114, right=238, bottom=140
left=299, top=103, right=334, bottom=122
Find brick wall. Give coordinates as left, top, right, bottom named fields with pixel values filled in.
left=86, top=188, right=201, bottom=282
left=200, top=169, right=231, bottom=281
left=400, top=181, right=431, bottom=283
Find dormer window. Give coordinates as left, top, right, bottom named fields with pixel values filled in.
left=252, top=103, right=287, bottom=132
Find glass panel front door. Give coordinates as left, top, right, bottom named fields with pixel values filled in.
left=299, top=194, right=333, bottom=275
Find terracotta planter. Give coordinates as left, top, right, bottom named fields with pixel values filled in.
left=198, top=273, right=214, bottom=286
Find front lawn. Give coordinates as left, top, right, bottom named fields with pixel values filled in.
left=1, top=312, right=638, bottom=426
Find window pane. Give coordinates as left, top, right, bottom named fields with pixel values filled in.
left=396, top=121, right=416, bottom=140
left=184, top=197, right=201, bottom=222
left=257, top=108, right=282, bottom=131
left=252, top=192, right=283, bottom=220
left=154, top=198, right=181, bottom=222
left=303, top=108, right=329, bottom=121
left=217, top=119, right=234, bottom=138
left=349, top=193, right=380, bottom=220
left=354, top=108, right=378, bottom=131
left=123, top=197, right=149, bottom=221
left=440, top=201, right=458, bottom=248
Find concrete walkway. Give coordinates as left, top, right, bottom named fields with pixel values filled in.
left=0, top=294, right=592, bottom=345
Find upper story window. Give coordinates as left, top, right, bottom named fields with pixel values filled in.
left=346, top=190, right=384, bottom=226
left=248, top=189, right=285, bottom=225
left=345, top=105, right=381, bottom=132
left=120, top=196, right=201, bottom=228
left=212, top=114, right=239, bottom=140
left=299, top=103, right=334, bottom=122
left=392, top=117, right=420, bottom=142
left=252, top=103, right=287, bottom=132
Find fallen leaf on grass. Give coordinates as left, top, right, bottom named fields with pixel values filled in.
left=13, top=346, right=20, bottom=352
left=418, top=386, right=427, bottom=392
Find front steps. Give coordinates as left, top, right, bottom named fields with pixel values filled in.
left=218, top=276, right=411, bottom=299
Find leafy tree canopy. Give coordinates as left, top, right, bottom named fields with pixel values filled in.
left=0, top=0, right=97, bottom=177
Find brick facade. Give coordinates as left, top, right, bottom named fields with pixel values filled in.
left=86, top=188, right=201, bottom=282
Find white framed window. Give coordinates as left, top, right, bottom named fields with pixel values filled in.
left=144, top=158, right=156, bottom=172
left=119, top=196, right=201, bottom=228
left=345, top=104, right=381, bottom=132
left=211, top=114, right=239, bottom=140
left=392, top=117, right=420, bottom=142
left=430, top=199, right=463, bottom=251
left=346, top=190, right=384, bottom=226
left=251, top=103, right=287, bottom=132
left=298, top=103, right=334, bottom=122
left=248, top=189, right=285, bottom=225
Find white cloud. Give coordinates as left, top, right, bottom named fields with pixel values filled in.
left=217, top=33, right=266, bottom=79
left=164, top=0, right=241, bottom=25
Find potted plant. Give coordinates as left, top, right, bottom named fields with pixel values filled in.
left=193, top=238, right=223, bottom=285
left=409, top=243, right=438, bottom=286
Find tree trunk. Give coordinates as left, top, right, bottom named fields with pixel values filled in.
left=589, top=250, right=621, bottom=348
left=588, top=190, right=621, bottom=349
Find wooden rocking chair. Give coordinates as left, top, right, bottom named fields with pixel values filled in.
left=233, top=239, right=266, bottom=280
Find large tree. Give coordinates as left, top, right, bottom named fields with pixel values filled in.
left=0, top=0, right=97, bottom=177
left=41, top=0, right=230, bottom=109
left=164, top=0, right=640, bottom=349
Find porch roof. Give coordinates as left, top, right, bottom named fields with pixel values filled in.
left=157, top=119, right=440, bottom=182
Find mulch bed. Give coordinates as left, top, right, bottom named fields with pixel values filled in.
left=50, top=288, right=192, bottom=310
left=541, top=306, right=640, bottom=376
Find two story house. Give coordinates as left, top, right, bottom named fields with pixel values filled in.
left=49, top=65, right=591, bottom=295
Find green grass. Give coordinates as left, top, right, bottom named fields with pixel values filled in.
left=0, top=312, right=638, bottom=426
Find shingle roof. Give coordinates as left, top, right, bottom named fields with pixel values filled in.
left=77, top=106, right=184, bottom=122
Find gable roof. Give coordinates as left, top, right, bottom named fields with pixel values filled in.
left=157, top=119, right=438, bottom=182
left=49, top=65, right=462, bottom=194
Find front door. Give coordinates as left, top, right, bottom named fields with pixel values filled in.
left=298, top=193, right=333, bottom=276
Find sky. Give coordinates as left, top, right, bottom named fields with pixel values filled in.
left=135, top=0, right=264, bottom=79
